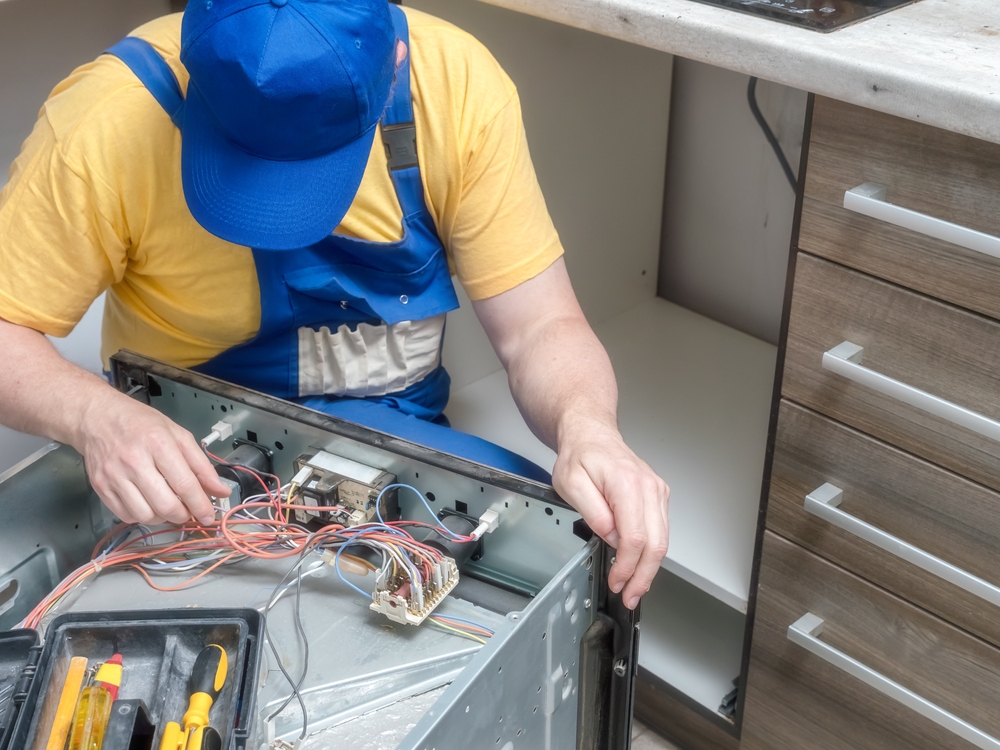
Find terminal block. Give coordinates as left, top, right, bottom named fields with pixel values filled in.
left=370, top=557, right=460, bottom=626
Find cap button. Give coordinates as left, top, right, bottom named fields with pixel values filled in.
left=271, top=0, right=288, bottom=6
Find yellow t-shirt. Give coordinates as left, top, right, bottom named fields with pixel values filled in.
left=0, top=8, right=563, bottom=369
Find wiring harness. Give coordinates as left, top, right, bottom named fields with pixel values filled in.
left=20, top=454, right=497, bottom=745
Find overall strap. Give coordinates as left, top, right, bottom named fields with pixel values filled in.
left=381, top=5, right=430, bottom=219
left=105, top=37, right=184, bottom=129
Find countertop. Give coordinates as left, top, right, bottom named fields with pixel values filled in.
left=477, top=0, right=1000, bottom=145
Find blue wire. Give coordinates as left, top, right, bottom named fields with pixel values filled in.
left=433, top=614, right=496, bottom=635
left=375, top=483, right=467, bottom=539
left=333, top=537, right=378, bottom=598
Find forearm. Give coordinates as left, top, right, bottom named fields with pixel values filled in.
left=0, top=316, right=225, bottom=525
left=0, top=317, right=120, bottom=449
left=473, top=259, right=668, bottom=608
left=504, top=313, right=620, bottom=452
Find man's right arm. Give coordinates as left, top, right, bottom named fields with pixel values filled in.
left=0, top=316, right=225, bottom=525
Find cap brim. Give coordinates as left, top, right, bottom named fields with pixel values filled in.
left=181, top=84, right=375, bottom=251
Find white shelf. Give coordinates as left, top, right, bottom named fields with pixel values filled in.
left=638, top=567, right=746, bottom=717
left=446, top=296, right=776, bottom=612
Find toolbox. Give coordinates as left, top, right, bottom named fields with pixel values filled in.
left=0, top=609, right=262, bottom=750
left=0, top=351, right=639, bottom=750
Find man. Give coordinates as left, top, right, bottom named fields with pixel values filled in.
left=0, top=0, right=668, bottom=609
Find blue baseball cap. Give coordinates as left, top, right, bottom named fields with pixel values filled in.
left=179, top=0, right=397, bottom=250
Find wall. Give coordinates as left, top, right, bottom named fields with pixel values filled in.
left=658, top=59, right=808, bottom=346
left=0, top=0, right=170, bottom=473
left=407, top=0, right=674, bottom=389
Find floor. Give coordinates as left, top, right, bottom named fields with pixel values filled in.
left=632, top=720, right=683, bottom=749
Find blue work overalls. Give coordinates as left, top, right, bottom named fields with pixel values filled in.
left=105, top=6, right=549, bottom=482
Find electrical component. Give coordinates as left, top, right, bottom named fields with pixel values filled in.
left=472, top=509, right=500, bottom=539
left=213, top=478, right=242, bottom=513
left=200, top=421, right=234, bottom=448
left=291, top=450, right=398, bottom=527
left=420, top=512, right=481, bottom=568
left=370, top=556, right=460, bottom=626
left=214, top=441, right=274, bottom=508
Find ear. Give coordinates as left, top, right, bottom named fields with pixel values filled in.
left=396, top=40, right=408, bottom=67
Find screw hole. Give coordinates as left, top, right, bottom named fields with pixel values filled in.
left=220, top=405, right=227, bottom=412
left=275, top=441, right=284, bottom=450
left=427, top=492, right=436, bottom=502
left=544, top=507, right=553, bottom=516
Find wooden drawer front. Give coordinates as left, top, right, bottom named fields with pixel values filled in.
left=742, top=532, right=1000, bottom=750
left=799, top=97, right=1000, bottom=321
left=783, top=252, right=1000, bottom=495
left=767, top=399, right=1000, bottom=648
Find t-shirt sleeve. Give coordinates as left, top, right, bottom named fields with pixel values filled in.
left=448, top=90, right=564, bottom=301
left=0, top=114, right=126, bottom=337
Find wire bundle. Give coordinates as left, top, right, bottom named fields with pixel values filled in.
left=20, top=462, right=498, bottom=745
left=22, top=482, right=483, bottom=634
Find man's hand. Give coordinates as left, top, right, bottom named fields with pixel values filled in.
left=552, top=419, right=669, bottom=609
left=76, top=388, right=229, bottom=526
left=473, top=258, right=670, bottom=609
left=0, top=316, right=227, bottom=526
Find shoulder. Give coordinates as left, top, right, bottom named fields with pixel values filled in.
left=40, top=14, right=183, bottom=160
left=404, top=7, right=517, bottom=129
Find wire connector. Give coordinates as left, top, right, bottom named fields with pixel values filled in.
left=471, top=509, right=500, bottom=540
left=201, top=420, right=234, bottom=447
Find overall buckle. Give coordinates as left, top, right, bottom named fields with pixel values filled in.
left=382, top=123, right=418, bottom=171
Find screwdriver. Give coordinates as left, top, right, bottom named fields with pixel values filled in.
left=66, top=655, right=123, bottom=750
left=45, top=656, right=88, bottom=750
left=159, top=645, right=228, bottom=750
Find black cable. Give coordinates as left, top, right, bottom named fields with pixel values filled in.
left=747, top=77, right=798, bottom=192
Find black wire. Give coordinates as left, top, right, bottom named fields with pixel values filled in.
left=747, top=77, right=798, bottom=192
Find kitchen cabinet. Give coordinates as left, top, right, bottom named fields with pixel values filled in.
left=742, top=95, right=1000, bottom=749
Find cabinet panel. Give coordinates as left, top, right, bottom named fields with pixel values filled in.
left=782, top=252, right=1000, bottom=494
left=767, top=399, right=1000, bottom=648
left=799, top=97, right=1000, bottom=320
left=742, top=532, right=1000, bottom=750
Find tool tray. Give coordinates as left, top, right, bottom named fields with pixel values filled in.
left=0, top=609, right=262, bottom=750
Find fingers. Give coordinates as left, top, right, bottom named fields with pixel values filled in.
left=165, top=433, right=225, bottom=524
left=553, top=461, right=618, bottom=547
left=555, top=445, right=669, bottom=611
left=619, top=476, right=670, bottom=609
left=177, top=431, right=233, bottom=500
left=83, top=400, right=225, bottom=527
left=105, top=484, right=165, bottom=526
left=603, top=473, right=647, bottom=600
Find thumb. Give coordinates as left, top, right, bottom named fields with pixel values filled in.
left=553, top=460, right=618, bottom=547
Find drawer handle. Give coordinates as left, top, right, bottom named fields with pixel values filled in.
left=844, top=183, right=1000, bottom=260
left=805, top=483, right=1000, bottom=606
left=823, top=341, right=1000, bottom=443
left=788, top=613, right=1000, bottom=750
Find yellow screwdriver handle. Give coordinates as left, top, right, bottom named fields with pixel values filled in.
left=158, top=721, right=186, bottom=750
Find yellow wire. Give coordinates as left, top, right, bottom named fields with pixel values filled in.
left=428, top=617, right=486, bottom=645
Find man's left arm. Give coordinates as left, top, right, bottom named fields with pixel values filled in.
left=473, top=257, right=669, bottom=609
